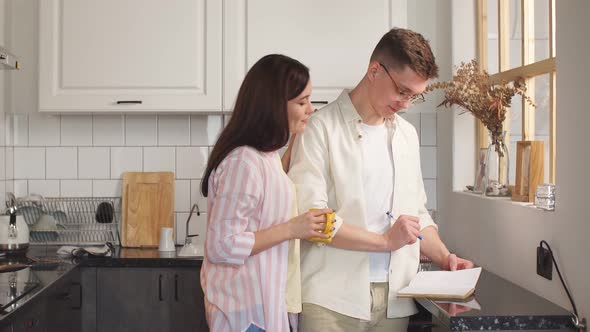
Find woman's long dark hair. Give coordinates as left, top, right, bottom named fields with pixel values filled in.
left=201, top=54, right=310, bottom=196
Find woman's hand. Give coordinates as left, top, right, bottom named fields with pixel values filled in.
left=287, top=208, right=333, bottom=240
left=383, top=215, right=421, bottom=251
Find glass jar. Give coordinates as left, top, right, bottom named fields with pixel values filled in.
left=482, top=131, right=510, bottom=197
left=534, top=183, right=556, bottom=210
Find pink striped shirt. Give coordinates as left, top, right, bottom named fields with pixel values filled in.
left=201, top=146, right=293, bottom=332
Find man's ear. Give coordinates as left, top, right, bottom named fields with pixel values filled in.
left=367, top=60, right=381, bottom=83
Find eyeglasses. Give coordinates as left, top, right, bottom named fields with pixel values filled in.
left=379, top=62, right=425, bottom=104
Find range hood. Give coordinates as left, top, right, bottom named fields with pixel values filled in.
left=0, top=46, right=19, bottom=70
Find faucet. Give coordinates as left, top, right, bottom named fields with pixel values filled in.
left=184, top=203, right=201, bottom=245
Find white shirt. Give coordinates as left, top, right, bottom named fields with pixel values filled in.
left=359, top=123, right=393, bottom=282
left=288, top=90, right=437, bottom=320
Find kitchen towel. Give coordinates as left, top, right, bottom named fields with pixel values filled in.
left=57, top=242, right=114, bottom=258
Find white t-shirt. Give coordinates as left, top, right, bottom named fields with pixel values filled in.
left=359, top=122, right=394, bottom=282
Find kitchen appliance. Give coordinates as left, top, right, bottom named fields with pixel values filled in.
left=121, top=172, right=174, bottom=248
left=178, top=203, right=203, bottom=257
left=0, top=195, right=30, bottom=254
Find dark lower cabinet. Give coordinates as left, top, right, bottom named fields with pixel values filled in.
left=46, top=268, right=82, bottom=332
left=0, top=266, right=206, bottom=332
left=95, top=267, right=207, bottom=332
left=10, top=299, right=47, bottom=332
left=7, top=268, right=81, bottom=332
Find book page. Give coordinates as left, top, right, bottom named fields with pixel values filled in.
left=398, top=267, right=482, bottom=298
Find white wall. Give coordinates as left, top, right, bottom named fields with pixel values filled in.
left=439, top=0, right=590, bottom=319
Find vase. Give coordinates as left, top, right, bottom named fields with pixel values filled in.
left=482, top=131, right=510, bottom=196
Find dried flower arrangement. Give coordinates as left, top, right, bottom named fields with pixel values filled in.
left=426, top=60, right=535, bottom=156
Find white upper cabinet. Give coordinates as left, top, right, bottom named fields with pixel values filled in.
left=224, top=0, right=406, bottom=111
left=39, top=0, right=222, bottom=113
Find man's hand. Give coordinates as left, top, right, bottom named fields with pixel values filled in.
left=383, top=215, right=421, bottom=251
left=442, top=253, right=475, bottom=271
left=436, top=302, right=473, bottom=316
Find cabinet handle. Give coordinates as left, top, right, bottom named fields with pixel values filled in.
left=311, top=100, right=328, bottom=105
left=71, top=282, right=82, bottom=309
left=116, top=100, right=142, bottom=104
left=174, top=274, right=179, bottom=302
left=158, top=274, right=163, bottom=301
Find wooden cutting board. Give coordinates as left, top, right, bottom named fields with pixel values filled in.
left=121, top=172, right=174, bottom=248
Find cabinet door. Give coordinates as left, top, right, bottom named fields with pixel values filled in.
left=39, top=0, right=222, bottom=113
left=46, top=269, right=82, bottom=332
left=11, top=298, right=47, bottom=332
left=97, top=268, right=170, bottom=332
left=168, top=269, right=208, bottom=331
left=224, top=0, right=407, bottom=111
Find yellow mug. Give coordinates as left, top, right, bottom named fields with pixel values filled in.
left=309, top=208, right=335, bottom=243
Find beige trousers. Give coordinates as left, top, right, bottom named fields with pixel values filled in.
left=299, top=283, right=409, bottom=332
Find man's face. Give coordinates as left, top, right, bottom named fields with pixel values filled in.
left=368, top=62, right=429, bottom=119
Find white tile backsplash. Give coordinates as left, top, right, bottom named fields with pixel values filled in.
left=92, top=180, right=122, bottom=197
left=423, top=179, right=437, bottom=210
left=5, top=114, right=439, bottom=224
left=111, top=147, right=142, bottom=178
left=61, top=115, right=92, bottom=146
left=420, top=113, right=437, bottom=146
left=5, top=147, right=14, bottom=180
left=125, top=115, right=157, bottom=146
left=176, top=147, right=208, bottom=179
left=93, top=115, right=124, bottom=146
left=46, top=147, right=77, bottom=179
left=60, top=180, right=92, bottom=197
left=28, top=180, right=60, bottom=197
left=14, top=148, right=45, bottom=179
left=29, top=113, right=60, bottom=146
left=158, top=115, right=190, bottom=146
left=190, top=179, right=207, bottom=212
left=401, top=112, right=420, bottom=139
left=191, top=115, right=222, bottom=146
left=0, top=183, right=5, bottom=207
left=5, top=182, right=14, bottom=198
left=420, top=146, right=437, bottom=179
left=14, top=180, right=28, bottom=197
left=79, top=147, right=110, bottom=179
left=175, top=180, right=191, bottom=212
left=143, top=147, right=175, bottom=172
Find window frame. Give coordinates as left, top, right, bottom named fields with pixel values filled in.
left=475, top=0, right=557, bottom=183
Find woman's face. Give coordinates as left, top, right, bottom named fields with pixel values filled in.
left=287, top=80, right=314, bottom=134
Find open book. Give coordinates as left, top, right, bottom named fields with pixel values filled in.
left=397, top=267, right=482, bottom=300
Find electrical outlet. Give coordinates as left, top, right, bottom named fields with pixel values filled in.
left=537, top=246, right=553, bottom=280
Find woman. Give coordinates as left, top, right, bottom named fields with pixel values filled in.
left=200, top=54, right=331, bottom=332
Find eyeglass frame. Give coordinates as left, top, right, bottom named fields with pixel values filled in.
left=378, top=62, right=425, bottom=104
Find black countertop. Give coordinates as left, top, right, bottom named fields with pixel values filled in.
left=414, top=266, right=576, bottom=331
left=0, top=246, right=578, bottom=331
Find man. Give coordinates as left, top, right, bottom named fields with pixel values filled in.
left=288, top=28, right=474, bottom=331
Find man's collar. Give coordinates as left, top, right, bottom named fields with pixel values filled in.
left=336, top=89, right=397, bottom=129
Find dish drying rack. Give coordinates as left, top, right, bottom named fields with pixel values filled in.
left=14, top=196, right=121, bottom=246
